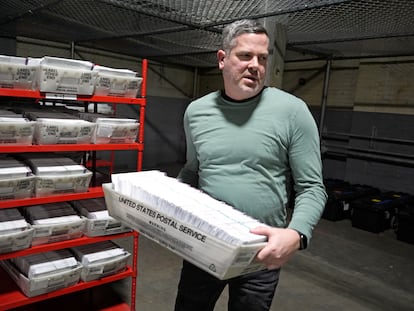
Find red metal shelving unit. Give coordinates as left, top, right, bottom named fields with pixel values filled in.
left=0, top=59, right=148, bottom=311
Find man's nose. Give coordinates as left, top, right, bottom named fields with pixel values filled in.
left=248, top=56, right=259, bottom=70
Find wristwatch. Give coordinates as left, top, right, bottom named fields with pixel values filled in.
left=295, top=230, right=308, bottom=250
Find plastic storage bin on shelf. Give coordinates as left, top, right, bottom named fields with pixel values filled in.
left=28, top=56, right=97, bottom=95
left=20, top=155, right=92, bottom=197
left=0, top=158, right=35, bottom=200
left=22, top=202, right=85, bottom=246
left=0, top=55, right=37, bottom=90
left=0, top=208, right=34, bottom=253
left=79, top=113, right=139, bottom=144
left=0, top=111, right=36, bottom=145
left=1, top=249, right=82, bottom=297
left=71, top=198, right=130, bottom=237
left=71, top=240, right=130, bottom=282
left=93, top=65, right=142, bottom=98
left=25, top=111, right=95, bottom=145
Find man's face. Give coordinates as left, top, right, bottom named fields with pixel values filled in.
left=217, top=33, right=269, bottom=101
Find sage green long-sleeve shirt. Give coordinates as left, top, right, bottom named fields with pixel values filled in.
left=178, top=87, right=327, bottom=241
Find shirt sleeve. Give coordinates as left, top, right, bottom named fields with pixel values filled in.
left=287, top=101, right=327, bottom=242
left=177, top=108, right=199, bottom=188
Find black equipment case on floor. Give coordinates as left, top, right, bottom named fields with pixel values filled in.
left=323, top=179, right=379, bottom=221
left=396, top=196, right=414, bottom=244
left=350, top=192, right=408, bottom=233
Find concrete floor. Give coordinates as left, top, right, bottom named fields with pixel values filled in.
left=114, top=164, right=414, bottom=311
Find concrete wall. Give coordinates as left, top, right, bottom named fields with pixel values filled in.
left=282, top=56, right=414, bottom=114
left=285, top=56, right=414, bottom=193
left=0, top=37, right=17, bottom=55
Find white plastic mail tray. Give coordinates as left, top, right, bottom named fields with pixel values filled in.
left=0, top=259, right=82, bottom=297
left=29, top=56, right=97, bottom=95
left=33, top=118, right=95, bottom=144
left=0, top=217, right=32, bottom=253
left=0, top=219, right=28, bottom=235
left=33, top=170, right=92, bottom=197
left=0, top=117, right=35, bottom=145
left=0, top=175, right=35, bottom=200
left=71, top=241, right=130, bottom=282
left=0, top=55, right=37, bottom=90
left=103, top=183, right=266, bottom=280
left=0, top=162, right=32, bottom=179
left=11, top=249, right=78, bottom=279
left=93, top=65, right=142, bottom=98
left=92, top=118, right=139, bottom=144
left=72, top=199, right=130, bottom=237
left=0, top=227, right=34, bottom=254
left=25, top=214, right=84, bottom=246
left=34, top=164, right=87, bottom=176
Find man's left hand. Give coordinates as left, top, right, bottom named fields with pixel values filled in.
left=250, top=227, right=300, bottom=270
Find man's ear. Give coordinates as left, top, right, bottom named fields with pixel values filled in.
left=217, top=50, right=226, bottom=69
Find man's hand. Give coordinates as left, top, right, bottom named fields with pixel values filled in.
left=250, top=227, right=300, bottom=270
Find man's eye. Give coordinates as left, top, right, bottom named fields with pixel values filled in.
left=239, top=54, right=251, bottom=60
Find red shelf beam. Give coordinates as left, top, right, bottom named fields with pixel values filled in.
left=0, top=143, right=143, bottom=153
left=0, top=88, right=146, bottom=105
left=0, top=186, right=104, bottom=209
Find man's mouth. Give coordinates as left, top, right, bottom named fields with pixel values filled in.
left=244, top=76, right=257, bottom=83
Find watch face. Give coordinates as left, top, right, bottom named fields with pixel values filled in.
left=300, top=233, right=308, bottom=250
left=296, top=232, right=307, bottom=250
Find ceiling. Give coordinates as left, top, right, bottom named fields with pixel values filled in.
left=0, top=0, right=413, bottom=68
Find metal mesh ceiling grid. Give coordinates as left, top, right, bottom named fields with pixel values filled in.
left=0, top=0, right=413, bottom=67
left=287, top=0, right=414, bottom=43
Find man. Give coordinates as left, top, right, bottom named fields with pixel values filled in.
left=175, top=19, right=327, bottom=311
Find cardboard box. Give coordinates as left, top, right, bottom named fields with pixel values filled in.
left=0, top=55, right=37, bottom=90
left=0, top=259, right=82, bottom=297
left=93, top=65, right=142, bottom=98
left=103, top=183, right=266, bottom=280
left=29, top=56, right=97, bottom=95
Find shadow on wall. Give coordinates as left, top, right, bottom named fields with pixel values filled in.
left=110, top=96, right=189, bottom=173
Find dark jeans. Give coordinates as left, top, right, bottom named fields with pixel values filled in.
left=174, top=260, right=280, bottom=311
